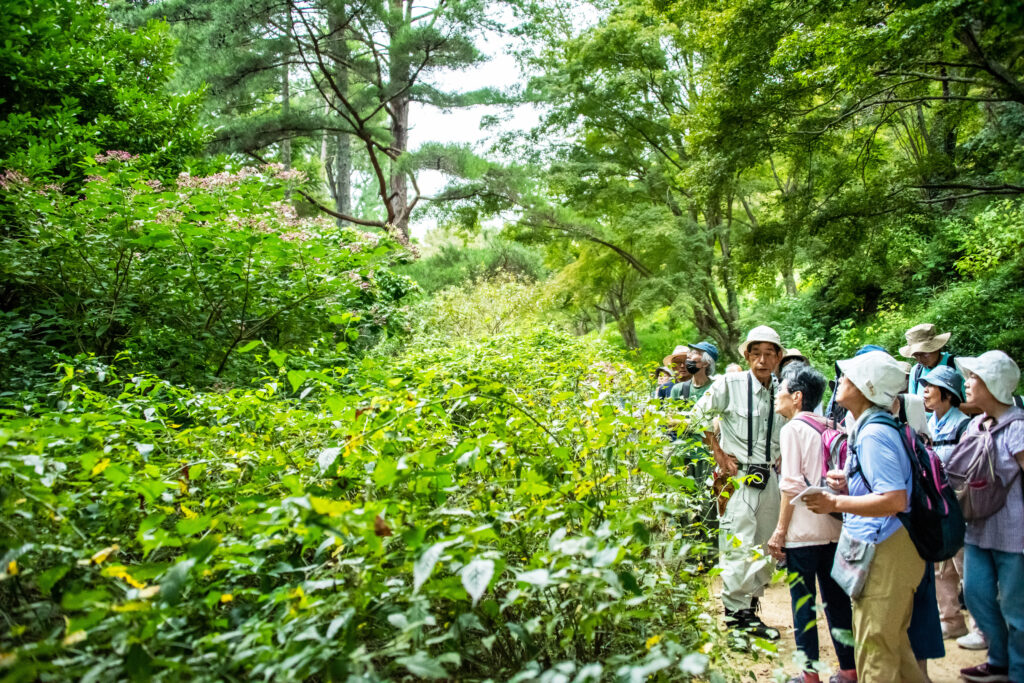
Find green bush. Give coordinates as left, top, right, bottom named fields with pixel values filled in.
left=0, top=159, right=414, bottom=387
left=0, top=332, right=721, bottom=681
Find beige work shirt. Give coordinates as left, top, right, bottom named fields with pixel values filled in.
left=693, top=370, right=784, bottom=466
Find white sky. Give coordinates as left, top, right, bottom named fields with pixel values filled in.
left=406, top=32, right=540, bottom=239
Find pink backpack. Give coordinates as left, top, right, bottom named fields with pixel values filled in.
left=945, top=414, right=1024, bottom=521
left=797, top=415, right=849, bottom=481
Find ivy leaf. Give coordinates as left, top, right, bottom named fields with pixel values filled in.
left=460, top=558, right=494, bottom=606
left=413, top=540, right=455, bottom=593
left=396, top=651, right=448, bottom=679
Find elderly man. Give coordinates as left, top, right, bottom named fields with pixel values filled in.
left=694, top=326, right=785, bottom=639
left=670, top=341, right=719, bottom=401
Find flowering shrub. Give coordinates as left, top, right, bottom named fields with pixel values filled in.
left=0, top=331, right=722, bottom=681
left=0, top=157, right=414, bottom=386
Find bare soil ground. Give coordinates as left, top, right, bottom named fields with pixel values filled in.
left=710, top=579, right=982, bottom=682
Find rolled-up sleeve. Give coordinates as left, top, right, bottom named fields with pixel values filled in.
left=779, top=421, right=819, bottom=497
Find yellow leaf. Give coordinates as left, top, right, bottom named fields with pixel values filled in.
left=220, top=593, right=234, bottom=603
left=138, top=585, right=160, bottom=600
left=645, top=634, right=662, bottom=650
left=91, top=544, right=119, bottom=565
left=62, top=630, right=87, bottom=646
left=6, top=560, right=18, bottom=576
left=90, top=458, right=111, bottom=476
left=180, top=504, right=198, bottom=519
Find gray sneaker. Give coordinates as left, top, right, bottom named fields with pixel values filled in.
left=957, top=632, right=989, bottom=650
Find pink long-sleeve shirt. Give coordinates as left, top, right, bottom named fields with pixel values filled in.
left=779, top=415, right=842, bottom=547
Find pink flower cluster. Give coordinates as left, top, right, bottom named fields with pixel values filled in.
left=95, top=150, right=138, bottom=164
left=0, top=169, right=29, bottom=190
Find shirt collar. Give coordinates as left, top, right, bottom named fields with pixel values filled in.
left=850, top=404, right=883, bottom=442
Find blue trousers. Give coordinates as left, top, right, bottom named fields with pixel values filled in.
left=786, top=543, right=856, bottom=671
left=964, top=544, right=1024, bottom=681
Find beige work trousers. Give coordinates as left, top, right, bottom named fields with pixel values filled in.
left=718, top=473, right=780, bottom=612
left=852, top=526, right=926, bottom=683
left=935, top=547, right=982, bottom=636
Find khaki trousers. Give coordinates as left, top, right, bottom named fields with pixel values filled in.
left=718, top=473, right=780, bottom=612
left=935, top=548, right=981, bottom=635
left=852, top=526, right=926, bottom=683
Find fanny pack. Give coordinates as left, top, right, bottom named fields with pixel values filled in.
left=831, top=527, right=876, bottom=599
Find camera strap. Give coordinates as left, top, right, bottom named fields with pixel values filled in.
left=747, top=372, right=774, bottom=464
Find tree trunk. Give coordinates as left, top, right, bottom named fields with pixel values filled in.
left=387, top=0, right=411, bottom=243
left=281, top=53, right=291, bottom=199
left=329, top=8, right=352, bottom=225
left=617, top=312, right=640, bottom=350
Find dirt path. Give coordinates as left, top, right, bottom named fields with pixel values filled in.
left=711, top=579, right=983, bottom=682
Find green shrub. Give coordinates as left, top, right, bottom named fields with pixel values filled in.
left=0, top=332, right=721, bottom=681
left=0, top=159, right=414, bottom=387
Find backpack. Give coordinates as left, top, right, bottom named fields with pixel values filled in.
left=853, top=412, right=965, bottom=562
left=796, top=415, right=849, bottom=480
left=944, top=413, right=1024, bottom=521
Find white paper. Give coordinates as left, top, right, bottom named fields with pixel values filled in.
left=789, top=485, right=830, bottom=506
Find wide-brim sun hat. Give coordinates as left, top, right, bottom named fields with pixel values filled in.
left=956, top=351, right=1020, bottom=405
left=899, top=323, right=951, bottom=358
left=836, top=350, right=908, bottom=408
left=663, top=344, right=690, bottom=366
left=687, top=340, right=720, bottom=362
left=918, top=365, right=965, bottom=403
left=780, top=348, right=808, bottom=365
left=738, top=325, right=783, bottom=356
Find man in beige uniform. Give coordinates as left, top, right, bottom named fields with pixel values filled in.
left=694, top=326, right=785, bottom=639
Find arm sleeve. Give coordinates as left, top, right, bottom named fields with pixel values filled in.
left=858, top=426, right=911, bottom=496
left=779, top=422, right=815, bottom=496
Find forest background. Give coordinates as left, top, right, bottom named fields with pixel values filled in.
left=1, top=0, right=1022, bottom=680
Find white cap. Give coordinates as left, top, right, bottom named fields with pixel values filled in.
left=738, top=325, right=783, bottom=356
left=836, top=350, right=908, bottom=408
left=956, top=351, right=1021, bottom=405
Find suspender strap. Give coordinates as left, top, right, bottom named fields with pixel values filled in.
left=747, top=372, right=774, bottom=464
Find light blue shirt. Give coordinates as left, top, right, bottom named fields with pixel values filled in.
left=927, top=406, right=969, bottom=464
left=908, top=352, right=956, bottom=396
left=843, top=407, right=913, bottom=544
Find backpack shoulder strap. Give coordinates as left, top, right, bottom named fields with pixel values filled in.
left=796, top=413, right=827, bottom=435
left=1014, top=396, right=1024, bottom=409
left=954, top=418, right=970, bottom=441
left=680, top=381, right=691, bottom=400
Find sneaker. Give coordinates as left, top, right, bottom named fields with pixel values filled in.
left=958, top=632, right=989, bottom=650
left=959, top=662, right=1008, bottom=682
left=828, top=674, right=856, bottom=683
left=943, top=624, right=969, bottom=639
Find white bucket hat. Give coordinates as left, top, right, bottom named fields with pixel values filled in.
left=836, top=350, right=908, bottom=408
left=738, top=325, right=783, bottom=356
left=956, top=351, right=1021, bottom=405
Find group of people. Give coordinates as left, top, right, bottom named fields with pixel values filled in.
left=654, top=324, right=1024, bottom=683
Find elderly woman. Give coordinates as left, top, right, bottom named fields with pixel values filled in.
left=954, top=351, right=1024, bottom=683
left=918, top=367, right=980, bottom=645
left=768, top=363, right=856, bottom=683
left=804, top=350, right=925, bottom=683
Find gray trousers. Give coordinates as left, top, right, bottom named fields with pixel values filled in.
left=718, top=472, right=780, bottom=612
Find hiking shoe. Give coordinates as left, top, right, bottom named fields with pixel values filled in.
left=943, top=623, right=969, bottom=639
left=727, top=608, right=780, bottom=640
left=828, top=673, right=857, bottom=683
left=959, top=662, right=1009, bottom=682
left=958, top=632, right=989, bottom=650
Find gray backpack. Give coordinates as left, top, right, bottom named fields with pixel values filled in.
left=945, top=414, right=1024, bottom=521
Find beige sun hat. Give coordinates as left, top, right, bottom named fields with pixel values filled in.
left=738, top=325, right=783, bottom=356
left=662, top=345, right=689, bottom=366
left=956, top=351, right=1020, bottom=405
left=837, top=350, right=908, bottom=408
left=899, top=323, right=951, bottom=358
left=781, top=348, right=808, bottom=364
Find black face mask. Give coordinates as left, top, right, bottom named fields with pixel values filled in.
left=684, top=361, right=701, bottom=375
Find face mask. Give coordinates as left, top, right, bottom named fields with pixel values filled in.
left=684, top=361, right=700, bottom=375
